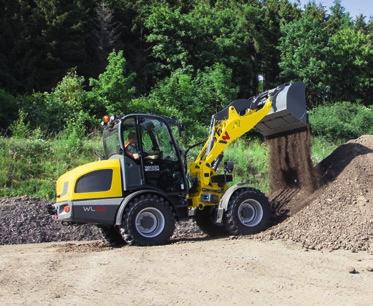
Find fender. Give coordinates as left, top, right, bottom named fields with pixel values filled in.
left=216, top=183, right=252, bottom=223
left=115, top=189, right=172, bottom=225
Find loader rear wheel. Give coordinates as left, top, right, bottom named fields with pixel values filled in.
left=121, top=194, right=175, bottom=246
left=195, top=206, right=228, bottom=237
left=224, top=188, right=270, bottom=235
left=98, top=226, right=125, bottom=247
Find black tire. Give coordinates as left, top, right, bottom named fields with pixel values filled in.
left=225, top=188, right=270, bottom=235
left=98, top=225, right=125, bottom=247
left=121, top=194, right=175, bottom=246
left=194, top=206, right=229, bottom=237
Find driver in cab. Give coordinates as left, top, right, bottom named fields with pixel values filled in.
left=124, top=132, right=140, bottom=160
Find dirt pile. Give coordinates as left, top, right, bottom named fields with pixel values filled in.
left=0, top=196, right=202, bottom=245
left=261, top=135, right=373, bottom=252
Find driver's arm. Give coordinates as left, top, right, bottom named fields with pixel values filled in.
left=124, top=143, right=140, bottom=160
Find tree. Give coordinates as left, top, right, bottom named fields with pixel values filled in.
left=278, top=4, right=329, bottom=104
left=105, top=0, right=156, bottom=94
left=144, top=1, right=264, bottom=97
left=195, top=63, right=239, bottom=116
left=258, top=0, right=301, bottom=88
left=354, top=14, right=368, bottom=34
left=130, top=63, right=238, bottom=138
left=0, top=0, right=46, bottom=93
left=89, top=50, right=136, bottom=115
left=35, top=0, right=100, bottom=89
left=95, top=1, right=122, bottom=72
left=327, top=27, right=371, bottom=102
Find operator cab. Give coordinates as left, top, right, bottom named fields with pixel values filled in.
left=103, top=114, right=188, bottom=203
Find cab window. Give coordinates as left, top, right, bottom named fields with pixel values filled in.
left=139, top=118, right=178, bottom=161
left=103, top=124, right=120, bottom=158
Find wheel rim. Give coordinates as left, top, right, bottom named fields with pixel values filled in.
left=237, top=199, right=263, bottom=227
left=135, top=207, right=165, bottom=238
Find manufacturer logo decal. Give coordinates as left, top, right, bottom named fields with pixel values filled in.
left=83, top=206, right=107, bottom=212
left=83, top=206, right=95, bottom=212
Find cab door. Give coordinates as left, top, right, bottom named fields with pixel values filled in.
left=138, top=116, right=186, bottom=193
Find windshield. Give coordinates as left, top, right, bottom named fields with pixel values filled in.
left=103, top=124, right=121, bottom=158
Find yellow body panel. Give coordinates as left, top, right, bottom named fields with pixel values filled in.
left=188, top=98, right=273, bottom=208
left=56, top=159, right=123, bottom=202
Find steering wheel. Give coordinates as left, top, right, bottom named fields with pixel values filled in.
left=144, top=150, right=162, bottom=160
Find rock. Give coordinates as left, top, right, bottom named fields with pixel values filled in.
left=347, top=266, right=358, bottom=274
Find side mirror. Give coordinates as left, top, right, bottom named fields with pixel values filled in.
left=224, top=161, right=234, bottom=174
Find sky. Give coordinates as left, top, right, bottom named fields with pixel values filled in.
left=292, top=0, right=373, bottom=18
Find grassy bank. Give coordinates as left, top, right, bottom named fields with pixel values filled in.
left=0, top=135, right=102, bottom=199
left=0, top=134, right=338, bottom=200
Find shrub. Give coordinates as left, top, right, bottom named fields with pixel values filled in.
left=0, top=89, right=19, bottom=132
left=89, top=50, right=136, bottom=115
left=309, top=101, right=373, bottom=141
left=223, top=139, right=269, bottom=192
left=18, top=71, right=89, bottom=134
left=9, top=110, right=30, bottom=138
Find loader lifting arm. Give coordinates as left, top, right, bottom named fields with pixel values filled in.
left=188, top=94, right=274, bottom=208
left=188, top=82, right=307, bottom=209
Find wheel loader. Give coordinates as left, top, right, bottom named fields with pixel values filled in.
left=47, top=82, right=307, bottom=245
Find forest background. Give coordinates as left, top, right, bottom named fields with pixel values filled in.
left=0, top=0, right=371, bottom=198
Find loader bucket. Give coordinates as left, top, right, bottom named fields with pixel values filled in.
left=255, top=82, right=307, bottom=137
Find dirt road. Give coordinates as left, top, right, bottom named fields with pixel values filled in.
left=0, top=238, right=372, bottom=305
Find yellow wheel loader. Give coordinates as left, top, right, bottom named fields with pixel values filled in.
left=47, top=82, right=307, bottom=246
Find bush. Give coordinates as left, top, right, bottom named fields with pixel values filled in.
left=309, top=101, right=373, bottom=141
left=89, top=50, right=136, bottom=115
left=9, top=110, right=30, bottom=138
left=0, top=89, right=19, bottom=132
left=223, top=138, right=269, bottom=192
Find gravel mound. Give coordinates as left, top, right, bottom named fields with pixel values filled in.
left=0, top=196, right=103, bottom=245
left=0, top=196, right=203, bottom=245
left=260, top=135, right=373, bottom=252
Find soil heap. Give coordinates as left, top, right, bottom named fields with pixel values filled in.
left=261, top=135, right=373, bottom=252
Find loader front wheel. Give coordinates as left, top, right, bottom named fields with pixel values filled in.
left=121, top=194, right=175, bottom=246
left=195, top=206, right=229, bottom=237
left=224, top=189, right=270, bottom=235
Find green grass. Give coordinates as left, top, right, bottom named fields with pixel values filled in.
left=224, top=138, right=268, bottom=191
left=311, top=136, right=341, bottom=164
left=0, top=134, right=339, bottom=199
left=0, top=136, right=102, bottom=199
